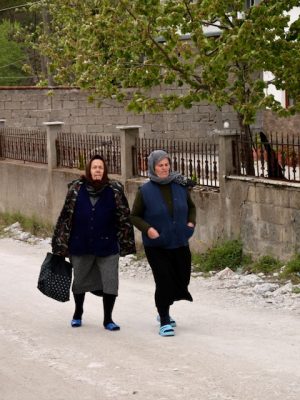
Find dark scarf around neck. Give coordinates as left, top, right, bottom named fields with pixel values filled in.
left=85, top=178, right=109, bottom=198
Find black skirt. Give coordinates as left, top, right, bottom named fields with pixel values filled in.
left=144, top=245, right=193, bottom=308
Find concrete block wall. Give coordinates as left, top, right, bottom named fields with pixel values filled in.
left=1, top=88, right=297, bottom=139
left=225, top=178, right=300, bottom=261
left=251, top=183, right=300, bottom=259
left=0, top=87, right=220, bottom=139
left=1, top=159, right=300, bottom=261
left=0, top=161, right=52, bottom=221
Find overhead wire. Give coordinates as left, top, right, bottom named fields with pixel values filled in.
left=0, top=59, right=26, bottom=69
left=0, top=1, right=42, bottom=13
left=0, top=76, right=35, bottom=78
left=0, top=2, right=43, bottom=81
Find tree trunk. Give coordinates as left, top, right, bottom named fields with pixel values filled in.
left=259, top=132, right=285, bottom=179
left=41, top=7, right=55, bottom=87
left=238, top=115, right=255, bottom=176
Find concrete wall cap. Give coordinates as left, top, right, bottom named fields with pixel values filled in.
left=43, top=121, right=64, bottom=126
left=116, top=125, right=142, bottom=130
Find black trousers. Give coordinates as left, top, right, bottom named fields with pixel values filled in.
left=73, top=292, right=116, bottom=325
left=144, top=246, right=193, bottom=309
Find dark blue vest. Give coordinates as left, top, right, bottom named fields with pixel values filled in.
left=140, top=181, right=194, bottom=249
left=68, top=185, right=119, bottom=256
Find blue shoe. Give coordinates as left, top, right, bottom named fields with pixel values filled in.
left=104, top=322, right=120, bottom=331
left=157, top=315, right=176, bottom=328
left=159, top=324, right=175, bottom=337
left=71, top=319, right=82, bottom=327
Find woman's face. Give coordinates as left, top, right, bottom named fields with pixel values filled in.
left=90, top=159, right=105, bottom=181
left=154, top=157, right=170, bottom=178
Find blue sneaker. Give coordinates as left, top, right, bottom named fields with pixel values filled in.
left=71, top=319, right=82, bottom=327
left=104, top=322, right=120, bottom=331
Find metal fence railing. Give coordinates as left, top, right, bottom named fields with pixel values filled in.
left=0, top=127, right=47, bottom=164
left=234, top=132, right=300, bottom=182
left=56, top=132, right=121, bottom=174
left=133, top=138, right=219, bottom=187
left=1, top=126, right=298, bottom=186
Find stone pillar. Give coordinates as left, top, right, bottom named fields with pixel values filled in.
left=216, top=128, right=240, bottom=240
left=43, top=121, right=64, bottom=171
left=0, top=120, right=6, bottom=159
left=43, top=121, right=64, bottom=224
left=218, top=128, right=239, bottom=190
left=116, top=125, right=141, bottom=179
left=0, top=119, right=5, bottom=158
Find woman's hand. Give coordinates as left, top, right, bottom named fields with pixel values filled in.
left=147, top=227, right=160, bottom=239
left=187, top=222, right=195, bottom=228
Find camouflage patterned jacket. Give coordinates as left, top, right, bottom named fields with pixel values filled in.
left=51, top=178, right=136, bottom=257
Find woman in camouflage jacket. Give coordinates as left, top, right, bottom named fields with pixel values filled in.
left=52, top=179, right=136, bottom=258
left=52, top=154, right=135, bottom=331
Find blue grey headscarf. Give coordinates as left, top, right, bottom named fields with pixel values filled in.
left=147, top=150, right=197, bottom=187
left=147, top=150, right=180, bottom=185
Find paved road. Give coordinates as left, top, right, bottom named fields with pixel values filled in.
left=1, top=237, right=300, bottom=400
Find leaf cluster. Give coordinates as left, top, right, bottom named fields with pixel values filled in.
left=0, top=20, right=30, bottom=85
left=27, top=0, right=300, bottom=125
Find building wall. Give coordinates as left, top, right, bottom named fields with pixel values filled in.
left=0, top=87, right=221, bottom=139
left=2, top=86, right=295, bottom=138
left=263, top=110, right=300, bottom=136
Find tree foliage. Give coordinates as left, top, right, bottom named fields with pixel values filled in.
left=31, top=0, right=300, bottom=128
left=0, top=20, right=30, bottom=85
left=0, top=0, right=33, bottom=24
left=0, top=0, right=42, bottom=85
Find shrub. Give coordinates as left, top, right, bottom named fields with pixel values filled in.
left=192, top=240, right=247, bottom=273
left=280, top=254, right=300, bottom=284
left=248, top=255, right=282, bottom=275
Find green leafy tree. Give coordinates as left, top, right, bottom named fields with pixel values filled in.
left=0, top=0, right=42, bottom=85
left=0, top=20, right=30, bottom=85
left=31, top=0, right=300, bottom=173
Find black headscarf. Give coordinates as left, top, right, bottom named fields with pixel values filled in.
left=84, top=154, right=109, bottom=195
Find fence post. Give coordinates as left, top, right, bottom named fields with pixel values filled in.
left=0, top=120, right=5, bottom=158
left=43, top=121, right=64, bottom=170
left=116, top=125, right=141, bottom=179
left=218, top=128, right=239, bottom=190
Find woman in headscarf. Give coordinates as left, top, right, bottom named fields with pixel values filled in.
left=130, top=150, right=196, bottom=337
left=52, top=154, right=136, bottom=331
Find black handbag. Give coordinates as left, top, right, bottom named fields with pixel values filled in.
left=37, top=252, right=72, bottom=302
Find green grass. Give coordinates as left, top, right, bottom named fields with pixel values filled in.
left=192, top=240, right=300, bottom=285
left=0, top=212, right=53, bottom=238
left=247, top=255, right=283, bottom=275
left=192, top=240, right=250, bottom=273
left=280, top=254, right=300, bottom=284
